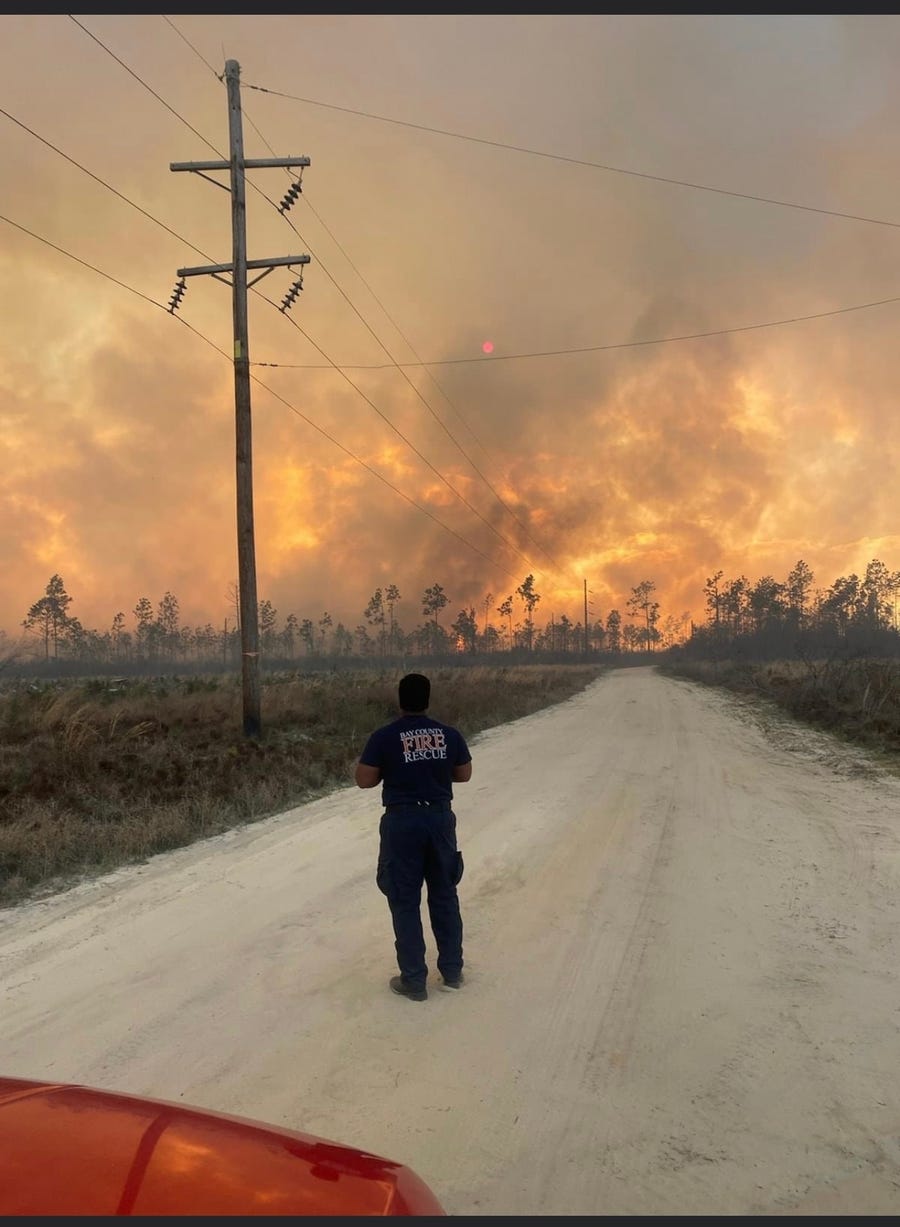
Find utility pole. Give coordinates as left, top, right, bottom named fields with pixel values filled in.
left=170, top=59, right=310, bottom=738
left=584, top=578, right=589, bottom=657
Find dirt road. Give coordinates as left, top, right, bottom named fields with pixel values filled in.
left=2, top=666, right=900, bottom=1215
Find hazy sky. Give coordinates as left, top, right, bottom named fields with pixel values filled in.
left=2, top=13, right=900, bottom=642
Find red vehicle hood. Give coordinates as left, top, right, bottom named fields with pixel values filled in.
left=0, top=1076, right=445, bottom=1216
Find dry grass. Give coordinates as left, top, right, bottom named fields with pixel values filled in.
left=0, top=662, right=603, bottom=909
left=660, top=655, right=900, bottom=758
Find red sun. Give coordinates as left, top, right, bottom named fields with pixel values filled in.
left=482, top=340, right=494, bottom=354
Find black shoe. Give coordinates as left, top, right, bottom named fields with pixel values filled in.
left=390, top=975, right=427, bottom=1001
left=442, top=972, right=464, bottom=989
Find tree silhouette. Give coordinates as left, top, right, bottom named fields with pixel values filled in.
left=110, top=611, right=128, bottom=660
left=384, top=585, right=401, bottom=653
left=333, top=622, right=354, bottom=655
left=786, top=559, right=814, bottom=630
left=364, top=588, right=386, bottom=655
left=558, top=613, right=572, bottom=653
left=482, top=592, right=494, bottom=636
left=747, top=576, right=784, bottom=634
left=451, top=607, right=478, bottom=653
left=157, top=591, right=181, bottom=658
left=259, top=600, right=278, bottom=653
left=225, top=580, right=241, bottom=631
left=23, top=574, right=73, bottom=660
left=821, top=574, right=859, bottom=637
left=704, top=570, right=724, bottom=629
left=299, top=618, right=315, bottom=654
left=422, top=583, right=449, bottom=626
left=132, top=596, right=154, bottom=660
left=497, top=595, right=514, bottom=648
left=515, top=574, right=541, bottom=650
left=282, top=613, right=299, bottom=659
left=627, top=580, right=660, bottom=652
left=605, top=609, right=622, bottom=653
left=860, top=559, right=894, bottom=631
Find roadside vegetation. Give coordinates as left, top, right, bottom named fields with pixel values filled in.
left=6, top=643, right=900, bottom=913
left=658, top=555, right=900, bottom=765
left=659, top=655, right=900, bottom=763
left=0, top=662, right=603, bottom=910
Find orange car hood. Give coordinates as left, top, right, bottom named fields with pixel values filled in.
left=0, top=1076, right=445, bottom=1216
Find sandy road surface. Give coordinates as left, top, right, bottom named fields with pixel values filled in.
left=3, top=666, right=900, bottom=1216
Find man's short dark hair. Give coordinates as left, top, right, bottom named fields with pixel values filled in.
left=399, top=673, right=430, bottom=713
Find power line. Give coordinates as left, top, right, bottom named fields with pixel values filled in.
left=156, top=16, right=563, bottom=572
left=266, top=211, right=554, bottom=572
left=0, top=210, right=174, bottom=314
left=213, top=79, right=561, bottom=568
left=71, top=13, right=556, bottom=576
left=280, top=191, right=566, bottom=572
left=0, top=208, right=531, bottom=584
left=67, top=15, right=900, bottom=392
left=243, top=80, right=900, bottom=232
left=34, top=17, right=900, bottom=597
left=252, top=294, right=900, bottom=369
left=258, top=290, right=546, bottom=573
left=16, top=71, right=889, bottom=382
left=248, top=375, right=531, bottom=584
left=232, top=97, right=565, bottom=573
left=0, top=105, right=218, bottom=265
left=161, top=13, right=221, bottom=77
left=153, top=17, right=570, bottom=574
left=69, top=15, right=223, bottom=155
left=302, top=194, right=486, bottom=451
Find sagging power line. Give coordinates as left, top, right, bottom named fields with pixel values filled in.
left=0, top=207, right=532, bottom=591
left=243, top=79, right=900, bottom=232
left=67, top=13, right=561, bottom=578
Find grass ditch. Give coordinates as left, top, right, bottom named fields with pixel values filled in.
left=0, top=663, right=603, bottom=909
left=659, top=655, right=900, bottom=761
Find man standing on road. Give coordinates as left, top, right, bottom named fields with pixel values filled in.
left=355, top=673, right=472, bottom=1002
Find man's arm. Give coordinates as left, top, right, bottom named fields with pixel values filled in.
left=355, top=762, right=381, bottom=789
left=452, top=760, right=472, bottom=783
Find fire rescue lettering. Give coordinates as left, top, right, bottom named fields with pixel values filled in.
left=400, top=727, right=448, bottom=762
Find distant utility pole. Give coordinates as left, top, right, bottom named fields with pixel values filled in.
left=584, top=578, right=589, bottom=656
left=170, top=59, right=310, bottom=739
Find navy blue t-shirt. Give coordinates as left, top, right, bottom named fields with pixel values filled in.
left=359, top=713, right=471, bottom=807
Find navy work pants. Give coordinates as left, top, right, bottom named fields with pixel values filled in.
left=376, top=803, right=464, bottom=989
